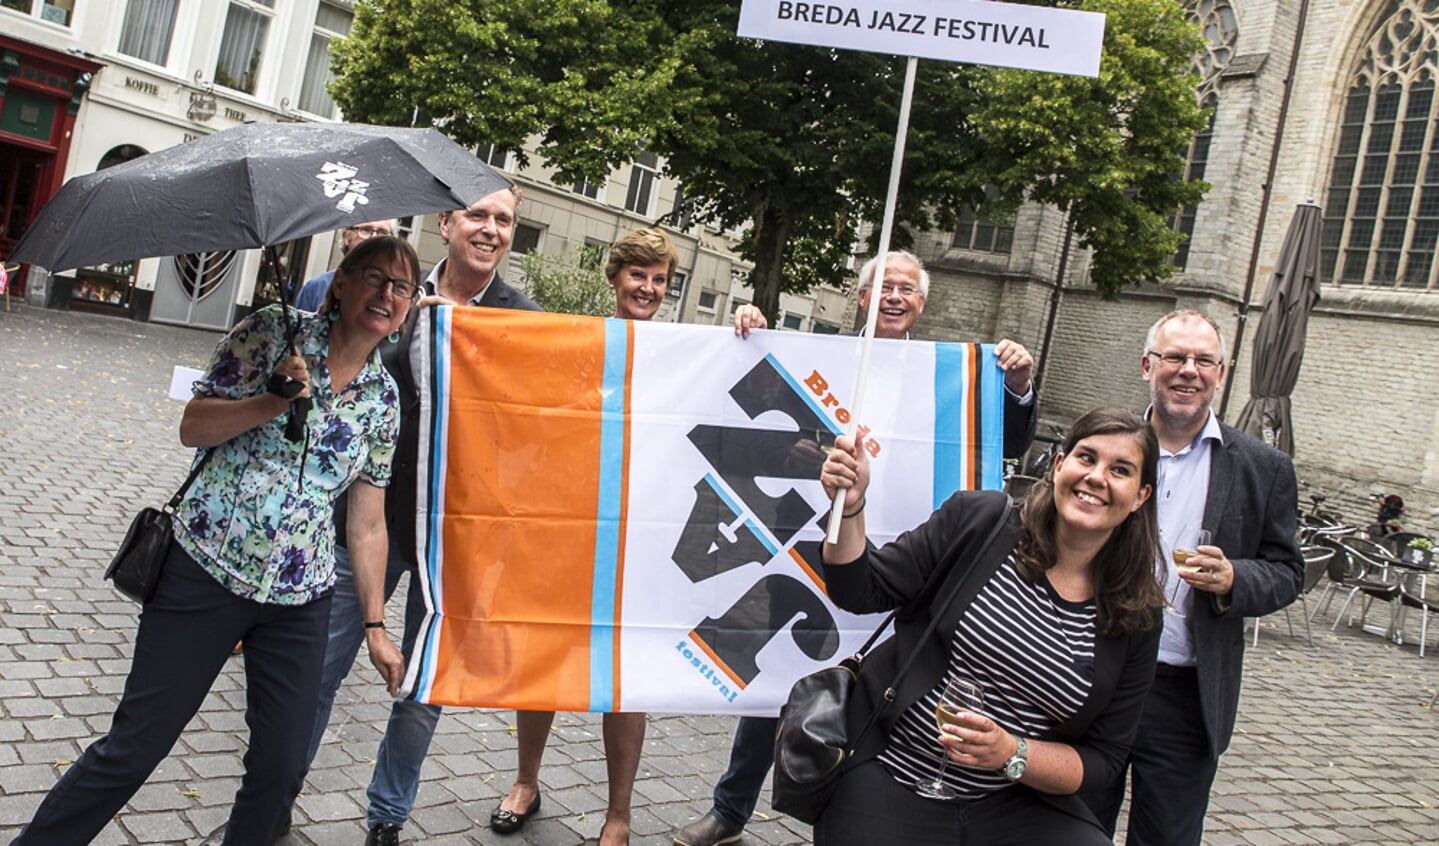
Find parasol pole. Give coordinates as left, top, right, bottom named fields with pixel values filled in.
left=825, top=55, right=919, bottom=544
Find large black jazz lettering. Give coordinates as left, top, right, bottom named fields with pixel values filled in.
left=672, top=355, right=842, bottom=688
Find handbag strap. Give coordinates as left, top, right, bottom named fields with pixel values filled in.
left=849, top=496, right=1015, bottom=750
left=164, top=449, right=214, bottom=513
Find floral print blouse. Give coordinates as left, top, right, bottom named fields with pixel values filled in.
left=173, top=305, right=399, bottom=605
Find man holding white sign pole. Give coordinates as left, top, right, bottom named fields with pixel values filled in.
left=673, top=3, right=1104, bottom=843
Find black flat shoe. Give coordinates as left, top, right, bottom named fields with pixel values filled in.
left=491, top=792, right=541, bottom=834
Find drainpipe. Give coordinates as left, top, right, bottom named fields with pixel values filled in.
left=1218, top=0, right=1311, bottom=419
left=1034, top=213, right=1074, bottom=390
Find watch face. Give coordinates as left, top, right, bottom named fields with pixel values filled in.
left=1005, top=758, right=1027, bottom=780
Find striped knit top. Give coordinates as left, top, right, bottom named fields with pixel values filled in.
left=877, top=552, right=1098, bottom=798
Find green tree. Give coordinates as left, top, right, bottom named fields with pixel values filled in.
left=518, top=248, right=614, bottom=317
left=331, top=0, right=1207, bottom=320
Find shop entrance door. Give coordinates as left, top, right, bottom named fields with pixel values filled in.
left=149, top=250, right=239, bottom=331
left=0, top=144, right=50, bottom=297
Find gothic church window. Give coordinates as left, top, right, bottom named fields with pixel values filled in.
left=1323, top=0, right=1439, bottom=290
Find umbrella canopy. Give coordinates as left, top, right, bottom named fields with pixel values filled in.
left=1234, top=202, right=1324, bottom=455
left=11, top=122, right=512, bottom=272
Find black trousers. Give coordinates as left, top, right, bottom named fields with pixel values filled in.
left=815, top=759, right=1112, bottom=846
left=1083, top=671, right=1218, bottom=846
left=11, top=540, right=331, bottom=846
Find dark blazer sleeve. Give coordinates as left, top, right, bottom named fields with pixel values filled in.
left=479, top=275, right=543, bottom=312
left=822, top=490, right=1008, bottom=615
left=1070, top=622, right=1161, bottom=792
left=1002, top=387, right=1038, bottom=461
left=1207, top=426, right=1303, bottom=618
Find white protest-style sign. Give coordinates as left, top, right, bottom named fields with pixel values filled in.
left=739, top=0, right=1106, bottom=77
left=737, top=0, right=1105, bottom=539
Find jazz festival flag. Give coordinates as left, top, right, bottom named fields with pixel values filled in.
left=400, top=307, right=1005, bottom=716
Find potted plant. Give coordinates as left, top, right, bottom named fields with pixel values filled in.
left=1407, top=536, right=1434, bottom=568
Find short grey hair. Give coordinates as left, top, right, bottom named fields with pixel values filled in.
left=856, top=250, right=930, bottom=298
left=1144, top=309, right=1227, bottom=361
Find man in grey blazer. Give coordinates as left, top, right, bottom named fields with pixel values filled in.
left=1083, top=308, right=1302, bottom=846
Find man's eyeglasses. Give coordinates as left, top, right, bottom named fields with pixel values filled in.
left=347, top=225, right=393, bottom=237
left=1147, top=351, right=1222, bottom=371
left=878, top=282, right=919, bottom=297
left=357, top=266, right=419, bottom=300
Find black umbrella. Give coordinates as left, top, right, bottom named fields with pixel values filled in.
left=1234, top=202, right=1323, bottom=455
left=12, top=121, right=512, bottom=442
left=10, top=121, right=511, bottom=271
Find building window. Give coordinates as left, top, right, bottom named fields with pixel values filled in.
left=574, top=175, right=603, bottom=200
left=1323, top=0, right=1439, bottom=290
left=782, top=313, right=804, bottom=330
left=2, top=0, right=74, bottom=25
left=478, top=143, right=513, bottom=171
left=668, top=270, right=686, bottom=299
left=214, top=0, right=274, bottom=94
left=672, top=185, right=696, bottom=230
left=1172, top=100, right=1216, bottom=270
left=118, top=0, right=179, bottom=65
left=698, top=291, right=718, bottom=311
left=729, top=299, right=749, bottom=315
left=812, top=321, right=840, bottom=334
left=953, top=205, right=1014, bottom=253
left=1169, top=1, right=1236, bottom=269
left=298, top=0, right=353, bottom=117
left=512, top=223, right=543, bottom=255
left=624, top=150, right=660, bottom=216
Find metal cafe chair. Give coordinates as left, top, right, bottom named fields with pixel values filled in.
left=1254, top=545, right=1334, bottom=647
left=1398, top=567, right=1439, bottom=657
left=1329, top=537, right=1404, bottom=639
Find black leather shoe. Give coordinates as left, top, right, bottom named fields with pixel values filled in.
left=673, top=812, right=743, bottom=846
left=490, top=792, right=542, bottom=834
left=366, top=822, right=401, bottom=846
left=198, top=810, right=293, bottom=846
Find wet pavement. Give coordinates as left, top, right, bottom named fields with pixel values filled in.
left=1, top=304, right=1437, bottom=845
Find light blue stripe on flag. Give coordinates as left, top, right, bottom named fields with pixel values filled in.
left=418, top=307, right=454, bottom=701
left=590, top=318, right=628, bottom=711
left=976, top=344, right=1004, bottom=491
left=934, top=343, right=968, bottom=509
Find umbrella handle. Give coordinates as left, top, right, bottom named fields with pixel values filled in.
left=286, top=397, right=312, bottom=442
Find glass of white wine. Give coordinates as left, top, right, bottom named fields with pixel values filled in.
left=915, top=675, right=985, bottom=799
left=1167, top=528, right=1212, bottom=617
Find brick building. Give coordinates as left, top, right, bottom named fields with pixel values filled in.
left=899, top=0, right=1439, bottom=533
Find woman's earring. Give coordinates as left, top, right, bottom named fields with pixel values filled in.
left=388, top=331, right=401, bottom=345
left=328, top=306, right=340, bottom=322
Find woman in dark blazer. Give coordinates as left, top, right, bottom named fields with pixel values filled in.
left=815, top=407, right=1165, bottom=845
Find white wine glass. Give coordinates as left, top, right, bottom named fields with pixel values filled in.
left=1167, top=527, right=1212, bottom=617
left=914, top=675, right=984, bottom=799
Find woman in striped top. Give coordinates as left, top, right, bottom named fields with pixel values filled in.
left=815, top=407, right=1164, bottom=844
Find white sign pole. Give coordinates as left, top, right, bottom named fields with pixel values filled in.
left=824, top=55, right=919, bottom=544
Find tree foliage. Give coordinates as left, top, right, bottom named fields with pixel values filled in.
left=332, top=0, right=1208, bottom=319
left=516, top=248, right=614, bottom=317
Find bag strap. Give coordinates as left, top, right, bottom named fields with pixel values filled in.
left=849, top=496, right=1015, bottom=750
left=164, top=449, right=214, bottom=513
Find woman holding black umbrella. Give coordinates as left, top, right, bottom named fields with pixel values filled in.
left=10, top=236, right=418, bottom=846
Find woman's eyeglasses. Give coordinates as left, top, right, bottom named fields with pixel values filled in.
left=357, top=266, right=419, bottom=300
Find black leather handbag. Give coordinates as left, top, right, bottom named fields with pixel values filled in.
left=772, top=499, right=1013, bottom=823
left=105, top=451, right=212, bottom=604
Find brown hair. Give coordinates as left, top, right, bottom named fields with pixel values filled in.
left=604, top=227, right=679, bottom=282
left=320, top=235, right=422, bottom=315
left=1013, top=407, right=1164, bottom=636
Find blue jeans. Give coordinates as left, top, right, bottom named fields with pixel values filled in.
left=710, top=716, right=778, bottom=829
left=302, top=544, right=442, bottom=829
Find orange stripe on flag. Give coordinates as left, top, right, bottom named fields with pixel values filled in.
left=429, top=308, right=605, bottom=711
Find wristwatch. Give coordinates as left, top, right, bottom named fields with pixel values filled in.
left=1002, top=736, right=1029, bottom=781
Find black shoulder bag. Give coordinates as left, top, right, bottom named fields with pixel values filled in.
left=105, top=450, right=213, bottom=604
left=771, top=498, right=1014, bottom=824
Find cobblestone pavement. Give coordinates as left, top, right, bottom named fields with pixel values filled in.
left=2, top=304, right=1438, bottom=845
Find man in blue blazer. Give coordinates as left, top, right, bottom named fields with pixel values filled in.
left=1083, top=308, right=1302, bottom=846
